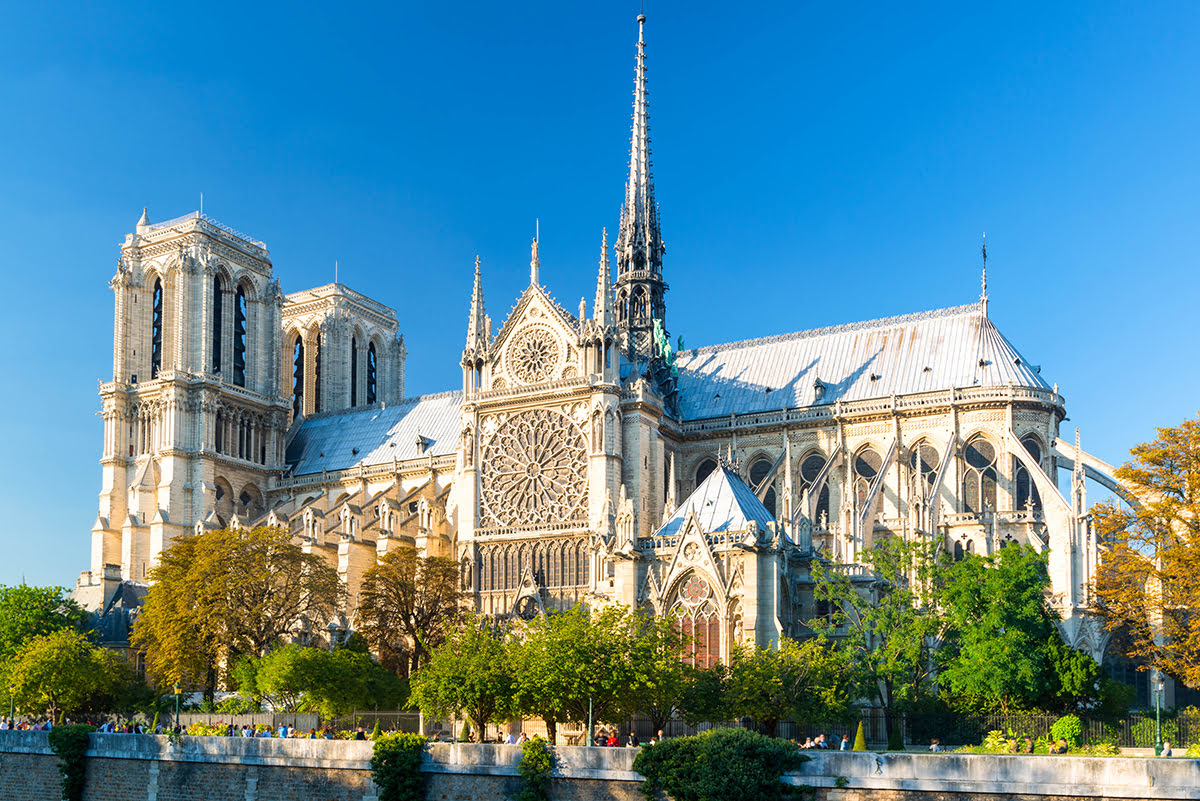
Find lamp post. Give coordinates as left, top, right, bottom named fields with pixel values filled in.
left=1152, top=670, right=1164, bottom=757
left=173, top=684, right=181, bottom=727
left=8, top=684, right=14, bottom=723
left=586, top=696, right=593, bottom=747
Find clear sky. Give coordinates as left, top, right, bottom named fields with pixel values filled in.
left=1, top=1, right=1197, bottom=588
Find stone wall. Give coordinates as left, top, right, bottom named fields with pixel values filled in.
left=1, top=731, right=1197, bottom=801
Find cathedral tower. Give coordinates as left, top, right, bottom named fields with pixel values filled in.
left=77, top=210, right=289, bottom=608
left=613, top=13, right=667, bottom=361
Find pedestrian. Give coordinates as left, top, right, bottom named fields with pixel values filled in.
left=840, top=734, right=850, bottom=751
left=928, top=738, right=941, bottom=753
left=627, top=731, right=639, bottom=747
left=815, top=733, right=829, bottom=749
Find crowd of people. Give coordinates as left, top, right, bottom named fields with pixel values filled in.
left=0, top=718, right=55, bottom=731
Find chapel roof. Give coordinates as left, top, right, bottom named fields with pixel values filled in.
left=673, top=304, right=1050, bottom=421
left=655, top=463, right=775, bottom=539
left=285, top=391, right=461, bottom=475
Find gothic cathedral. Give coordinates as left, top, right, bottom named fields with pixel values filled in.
left=76, top=14, right=1125, bottom=666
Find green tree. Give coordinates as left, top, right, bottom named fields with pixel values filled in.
left=356, top=546, right=465, bottom=677
left=940, top=543, right=1059, bottom=711
left=236, top=644, right=405, bottom=717
left=811, top=535, right=946, bottom=736
left=132, top=526, right=343, bottom=700
left=0, top=585, right=89, bottom=661
left=725, top=637, right=855, bottom=737
left=510, top=604, right=644, bottom=744
left=1091, top=412, right=1200, bottom=688
left=621, top=613, right=699, bottom=733
left=7, top=630, right=126, bottom=720
left=409, top=616, right=515, bottom=741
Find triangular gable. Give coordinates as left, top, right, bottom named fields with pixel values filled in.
left=657, top=509, right=727, bottom=609
left=490, top=283, right=581, bottom=356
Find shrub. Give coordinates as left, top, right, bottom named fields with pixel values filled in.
left=887, top=724, right=904, bottom=751
left=370, top=732, right=427, bottom=801
left=852, top=720, right=867, bottom=751
left=1050, top=714, right=1083, bottom=748
left=47, top=724, right=95, bottom=801
left=1079, top=742, right=1120, bottom=756
left=1131, top=717, right=1178, bottom=749
left=371, top=719, right=382, bottom=740
left=516, top=735, right=554, bottom=801
left=1184, top=743, right=1200, bottom=758
left=633, top=727, right=808, bottom=801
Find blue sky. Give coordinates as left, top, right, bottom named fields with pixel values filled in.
left=1, top=2, right=1197, bottom=588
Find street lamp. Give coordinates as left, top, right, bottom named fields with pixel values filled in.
left=173, top=684, right=182, bottom=727
left=8, top=684, right=14, bottom=723
left=1152, top=670, right=1165, bottom=757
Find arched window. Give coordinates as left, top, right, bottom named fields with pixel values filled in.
left=211, top=275, right=224, bottom=373
left=291, top=339, right=304, bottom=419
left=854, top=446, right=882, bottom=507
left=910, top=441, right=940, bottom=501
left=800, top=452, right=831, bottom=526
left=313, top=335, right=322, bottom=413
left=233, top=285, right=247, bottom=387
left=673, top=574, right=720, bottom=668
left=215, top=410, right=225, bottom=454
left=953, top=540, right=965, bottom=561
left=749, top=457, right=777, bottom=517
left=695, top=458, right=717, bottom=487
left=150, top=278, right=163, bottom=378
left=367, top=342, right=378, bottom=405
left=350, top=336, right=359, bottom=407
left=1014, top=435, right=1043, bottom=512
left=962, top=436, right=998, bottom=514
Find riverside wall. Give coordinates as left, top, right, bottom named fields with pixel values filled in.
left=1, top=731, right=1197, bottom=800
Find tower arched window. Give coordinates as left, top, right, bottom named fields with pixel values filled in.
left=350, top=336, right=359, bottom=407
left=749, top=457, right=777, bottom=517
left=150, top=278, right=163, bottom=378
left=853, top=446, right=882, bottom=507
left=211, top=275, right=224, bottom=373
left=1014, top=435, right=1043, bottom=512
left=233, top=285, right=247, bottom=387
left=291, top=339, right=304, bottom=419
left=215, top=410, right=225, bottom=454
left=695, top=458, right=717, bottom=487
left=799, top=452, right=831, bottom=526
left=367, top=342, right=378, bottom=404
left=962, top=436, right=998, bottom=514
left=313, top=334, right=322, bottom=413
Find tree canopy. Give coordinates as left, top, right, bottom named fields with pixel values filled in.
left=0, top=585, right=89, bottom=662
left=409, top=616, right=515, bottom=741
left=234, top=643, right=405, bottom=718
left=132, top=525, right=343, bottom=697
left=1092, top=411, right=1200, bottom=688
left=355, top=546, right=464, bottom=677
left=6, top=630, right=129, bottom=720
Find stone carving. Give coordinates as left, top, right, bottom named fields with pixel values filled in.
left=480, top=408, right=587, bottom=528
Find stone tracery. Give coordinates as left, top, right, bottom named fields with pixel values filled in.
left=480, top=408, right=587, bottom=529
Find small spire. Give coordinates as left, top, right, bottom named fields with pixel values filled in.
left=465, top=255, right=488, bottom=355
left=980, top=232, right=989, bottom=318
left=530, top=234, right=540, bottom=286
left=595, top=228, right=613, bottom=327
left=136, top=207, right=151, bottom=232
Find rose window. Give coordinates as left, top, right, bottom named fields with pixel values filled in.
left=480, top=409, right=587, bottom=528
left=508, top=327, right=560, bottom=384
left=683, top=576, right=708, bottom=602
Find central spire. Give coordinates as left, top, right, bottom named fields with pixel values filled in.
left=614, top=13, right=668, bottom=360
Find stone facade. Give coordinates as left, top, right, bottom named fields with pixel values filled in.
left=75, top=13, right=1130, bottom=667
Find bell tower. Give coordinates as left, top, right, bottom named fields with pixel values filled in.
left=77, top=209, right=289, bottom=608
left=613, top=13, right=668, bottom=361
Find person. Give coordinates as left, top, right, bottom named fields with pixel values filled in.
left=504, top=732, right=516, bottom=745
left=929, top=738, right=941, bottom=753
left=801, top=737, right=814, bottom=749
left=1162, top=741, right=1173, bottom=757
left=656, top=729, right=665, bottom=742
left=1050, top=738, right=1068, bottom=754
left=840, top=734, right=850, bottom=751
left=607, top=732, right=620, bottom=747
left=627, top=732, right=639, bottom=747
left=354, top=727, right=367, bottom=741
left=1022, top=736, right=1034, bottom=754
left=516, top=732, right=529, bottom=744
left=815, top=733, right=829, bottom=749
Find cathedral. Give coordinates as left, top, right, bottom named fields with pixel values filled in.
left=75, top=14, right=1130, bottom=668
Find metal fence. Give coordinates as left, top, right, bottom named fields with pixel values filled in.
left=175, top=712, right=320, bottom=731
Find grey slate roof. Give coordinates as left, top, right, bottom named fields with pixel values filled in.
left=674, top=304, right=1049, bottom=421
left=286, top=391, right=461, bottom=475
left=655, top=464, right=776, bottom=539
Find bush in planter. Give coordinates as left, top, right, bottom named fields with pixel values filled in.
left=1050, top=714, right=1083, bottom=748
left=516, top=736, right=554, bottom=801
left=370, top=732, right=428, bottom=801
left=633, top=727, right=808, bottom=801
left=852, top=720, right=868, bottom=751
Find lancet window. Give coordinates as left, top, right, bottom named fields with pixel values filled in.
left=367, top=342, right=378, bottom=404
left=962, top=436, right=998, bottom=514
left=799, top=452, right=831, bottom=526
left=695, top=458, right=717, bottom=487
left=150, top=279, right=163, bottom=378
left=211, top=275, right=224, bottom=373
left=672, top=574, right=720, bottom=669
left=1014, top=435, right=1043, bottom=512
left=749, top=456, right=777, bottom=517
left=909, top=441, right=940, bottom=501
left=350, top=336, right=359, bottom=407
left=853, top=446, right=882, bottom=507
left=233, top=286, right=247, bottom=387
left=291, top=339, right=304, bottom=419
